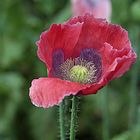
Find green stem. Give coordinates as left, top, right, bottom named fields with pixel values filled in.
left=129, top=66, right=138, bottom=129
left=102, top=87, right=110, bottom=140
left=129, top=33, right=140, bottom=129
left=70, top=96, right=78, bottom=140
left=128, top=26, right=140, bottom=129
left=59, top=100, right=66, bottom=140
left=129, top=50, right=139, bottom=129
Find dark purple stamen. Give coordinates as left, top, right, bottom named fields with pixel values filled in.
left=52, top=48, right=102, bottom=83
left=80, top=48, right=102, bottom=81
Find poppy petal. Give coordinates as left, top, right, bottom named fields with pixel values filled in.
left=99, top=43, right=136, bottom=80
left=29, top=78, right=89, bottom=108
left=81, top=43, right=136, bottom=95
left=106, top=50, right=137, bottom=80
left=68, top=14, right=131, bottom=56
left=36, top=22, right=83, bottom=71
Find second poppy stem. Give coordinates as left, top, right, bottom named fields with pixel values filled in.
left=70, top=96, right=78, bottom=140
left=59, top=100, right=66, bottom=140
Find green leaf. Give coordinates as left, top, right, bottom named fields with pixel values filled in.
left=0, top=37, right=25, bottom=68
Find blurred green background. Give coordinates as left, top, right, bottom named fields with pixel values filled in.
left=0, top=0, right=140, bottom=140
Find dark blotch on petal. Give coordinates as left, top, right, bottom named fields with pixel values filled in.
left=52, top=49, right=64, bottom=77
left=53, top=49, right=64, bottom=68
left=80, top=48, right=102, bottom=81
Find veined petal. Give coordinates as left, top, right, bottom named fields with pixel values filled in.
left=29, top=78, right=89, bottom=108
left=81, top=43, right=136, bottom=95
left=36, top=22, right=83, bottom=71
left=67, top=14, right=131, bottom=56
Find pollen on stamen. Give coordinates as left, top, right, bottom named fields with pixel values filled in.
left=58, top=57, right=97, bottom=84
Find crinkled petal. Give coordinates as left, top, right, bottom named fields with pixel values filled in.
left=67, top=14, right=131, bottom=56
left=36, top=22, right=83, bottom=70
left=29, top=78, right=89, bottom=108
left=106, top=50, right=136, bottom=80
left=81, top=43, right=136, bottom=95
left=99, top=43, right=136, bottom=79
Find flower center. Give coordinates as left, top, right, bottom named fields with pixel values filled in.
left=58, top=57, right=97, bottom=84
left=70, top=65, right=89, bottom=83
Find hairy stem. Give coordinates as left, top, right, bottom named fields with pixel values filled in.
left=59, top=100, right=66, bottom=140
left=70, top=96, right=78, bottom=140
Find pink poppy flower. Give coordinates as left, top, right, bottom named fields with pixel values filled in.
left=29, top=14, right=136, bottom=108
left=71, top=0, right=112, bottom=20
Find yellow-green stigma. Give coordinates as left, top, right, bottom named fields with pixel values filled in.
left=59, top=57, right=97, bottom=84
left=70, top=65, right=89, bottom=83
